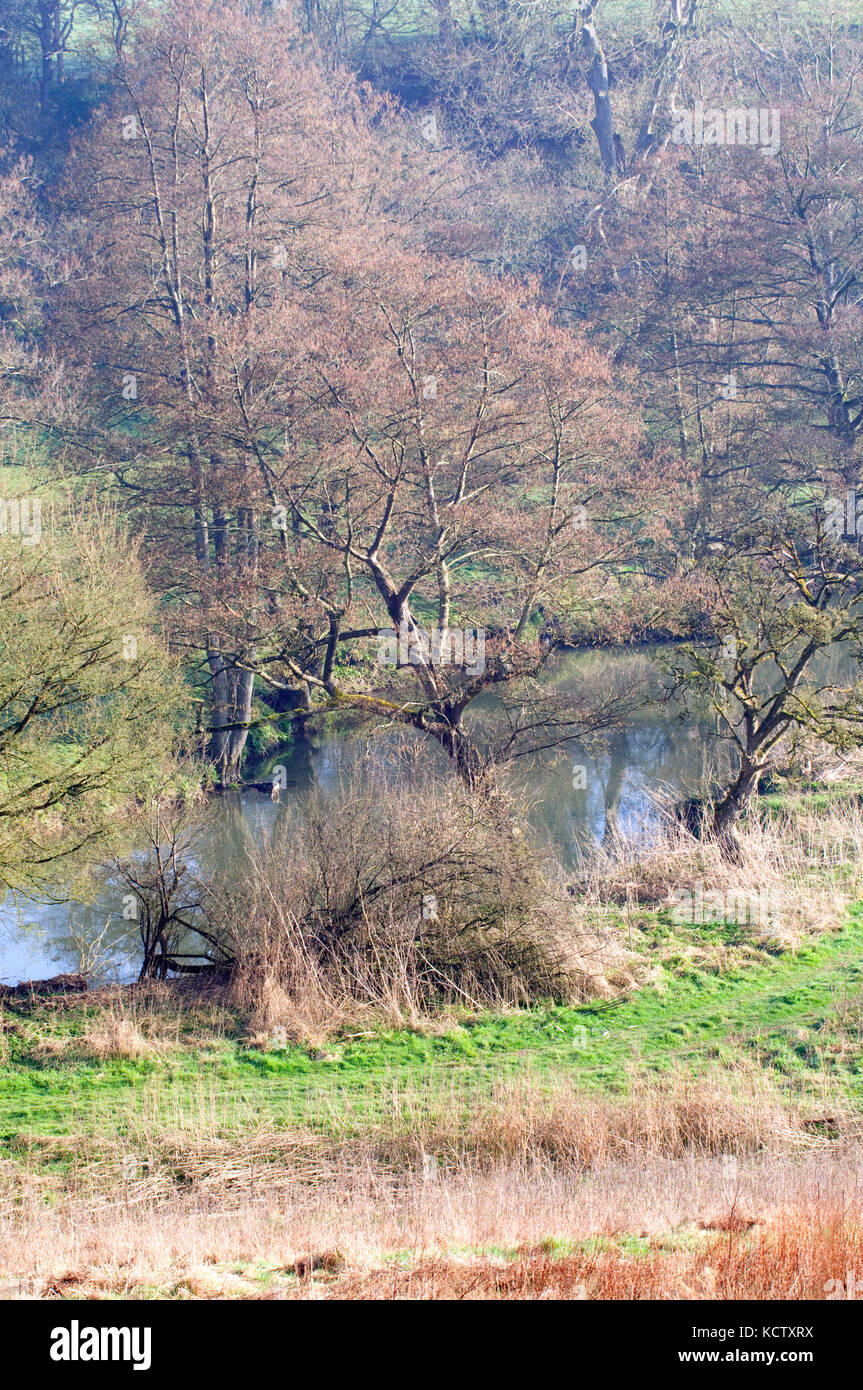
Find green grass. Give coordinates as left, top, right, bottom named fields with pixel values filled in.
left=759, top=781, right=863, bottom=815
left=3, top=905, right=863, bottom=1162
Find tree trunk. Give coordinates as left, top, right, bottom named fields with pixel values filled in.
left=209, top=657, right=255, bottom=785
left=424, top=713, right=491, bottom=792
left=581, top=17, right=616, bottom=174
left=447, top=723, right=488, bottom=789
left=633, top=1, right=694, bottom=159
left=433, top=0, right=454, bottom=47
left=228, top=660, right=255, bottom=780
left=711, top=759, right=761, bottom=864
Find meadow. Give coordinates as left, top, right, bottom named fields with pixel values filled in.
left=3, top=789, right=863, bottom=1298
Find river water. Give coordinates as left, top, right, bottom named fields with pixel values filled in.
left=0, top=646, right=722, bottom=985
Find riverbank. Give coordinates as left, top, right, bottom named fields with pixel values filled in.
left=3, top=778, right=863, bottom=1298
left=4, top=900, right=863, bottom=1140
left=3, top=889, right=863, bottom=1293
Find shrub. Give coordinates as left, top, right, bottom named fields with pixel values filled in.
left=206, top=751, right=626, bottom=1034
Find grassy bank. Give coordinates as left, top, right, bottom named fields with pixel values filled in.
left=3, top=903, right=863, bottom=1151
left=3, top=783, right=863, bottom=1298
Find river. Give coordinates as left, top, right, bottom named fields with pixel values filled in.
left=0, top=645, right=724, bottom=985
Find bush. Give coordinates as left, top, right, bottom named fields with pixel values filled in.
left=206, top=750, right=625, bottom=1036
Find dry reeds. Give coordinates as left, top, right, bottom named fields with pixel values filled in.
left=2, top=1125, right=861, bottom=1299
left=575, top=793, right=863, bottom=948
left=207, top=761, right=631, bottom=1043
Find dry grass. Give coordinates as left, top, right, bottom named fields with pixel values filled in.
left=210, top=760, right=635, bottom=1047
left=384, top=1072, right=819, bottom=1167
left=4, top=1005, right=862, bottom=1300
left=575, top=795, right=863, bottom=949
left=2, top=1143, right=862, bottom=1300
left=5, top=1070, right=824, bottom=1205
left=331, top=1203, right=863, bottom=1299
left=72, top=1061, right=822, bottom=1184
left=82, top=1015, right=163, bottom=1061
left=29, top=985, right=189, bottom=1061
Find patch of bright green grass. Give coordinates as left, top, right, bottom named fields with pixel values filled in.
left=3, top=906, right=863, bottom=1166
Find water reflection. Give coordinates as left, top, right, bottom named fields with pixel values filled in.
left=0, top=645, right=720, bottom=984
